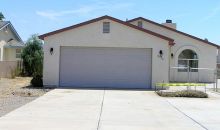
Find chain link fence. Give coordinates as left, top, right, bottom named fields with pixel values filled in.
left=169, top=66, right=218, bottom=92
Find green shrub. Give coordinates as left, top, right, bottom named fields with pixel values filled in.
left=22, top=35, right=43, bottom=87
left=157, top=90, right=208, bottom=98
left=21, top=34, right=43, bottom=76
left=31, top=75, right=43, bottom=87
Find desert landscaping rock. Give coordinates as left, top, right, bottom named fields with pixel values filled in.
left=0, top=77, right=52, bottom=117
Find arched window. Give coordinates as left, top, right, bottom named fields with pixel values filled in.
left=178, top=49, right=198, bottom=72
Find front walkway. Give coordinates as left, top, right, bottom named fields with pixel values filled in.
left=0, top=89, right=219, bottom=130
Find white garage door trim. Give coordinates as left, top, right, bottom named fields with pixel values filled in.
left=59, top=46, right=152, bottom=89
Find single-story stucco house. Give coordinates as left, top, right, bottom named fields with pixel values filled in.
left=0, top=21, right=24, bottom=61
left=0, top=20, right=24, bottom=78
left=39, top=15, right=219, bottom=89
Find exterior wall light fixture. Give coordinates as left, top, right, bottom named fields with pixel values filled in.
left=159, top=50, right=163, bottom=57
left=158, top=50, right=164, bottom=60
left=50, top=47, right=54, bottom=55
left=171, top=53, right=174, bottom=58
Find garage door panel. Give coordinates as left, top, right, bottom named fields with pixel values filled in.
left=60, top=47, right=151, bottom=88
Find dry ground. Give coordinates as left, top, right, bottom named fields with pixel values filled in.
left=0, top=77, right=52, bottom=117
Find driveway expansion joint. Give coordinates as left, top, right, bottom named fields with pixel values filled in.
left=166, top=99, right=208, bottom=130
left=97, top=89, right=105, bottom=130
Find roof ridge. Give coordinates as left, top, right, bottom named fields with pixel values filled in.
left=127, top=17, right=219, bottom=48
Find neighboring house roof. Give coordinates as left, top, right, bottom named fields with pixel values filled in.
left=127, top=17, right=219, bottom=48
left=0, top=21, right=10, bottom=29
left=39, top=15, right=175, bottom=45
left=3, top=42, right=24, bottom=48
left=0, top=21, right=24, bottom=45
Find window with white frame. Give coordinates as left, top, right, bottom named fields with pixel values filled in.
left=178, top=49, right=198, bottom=72
left=103, top=22, right=110, bottom=33
left=16, top=49, right=21, bottom=58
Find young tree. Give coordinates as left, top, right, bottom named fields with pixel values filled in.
left=22, top=34, right=43, bottom=86
left=0, top=12, right=5, bottom=20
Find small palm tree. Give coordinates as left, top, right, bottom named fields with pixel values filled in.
left=0, top=12, right=5, bottom=20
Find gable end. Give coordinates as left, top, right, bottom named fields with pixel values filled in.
left=39, top=15, right=174, bottom=45
left=127, top=17, right=219, bottom=48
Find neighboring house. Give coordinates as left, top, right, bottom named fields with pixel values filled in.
left=39, top=15, right=219, bottom=88
left=0, top=21, right=24, bottom=61
left=217, top=49, right=220, bottom=78
left=217, top=49, right=220, bottom=64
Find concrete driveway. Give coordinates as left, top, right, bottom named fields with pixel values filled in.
left=0, top=89, right=220, bottom=130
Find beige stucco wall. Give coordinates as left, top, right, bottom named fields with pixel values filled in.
left=130, top=20, right=218, bottom=82
left=43, top=19, right=171, bottom=87
left=3, top=48, right=21, bottom=61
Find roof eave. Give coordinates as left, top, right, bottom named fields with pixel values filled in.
left=8, top=22, right=23, bottom=42
left=0, top=22, right=23, bottom=43
left=39, top=16, right=109, bottom=40
left=39, top=15, right=174, bottom=46
left=127, top=17, right=219, bottom=48
left=0, top=22, right=10, bottom=30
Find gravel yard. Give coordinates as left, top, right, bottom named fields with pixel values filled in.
left=0, top=77, right=52, bottom=117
